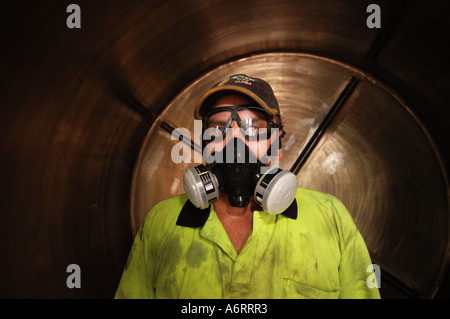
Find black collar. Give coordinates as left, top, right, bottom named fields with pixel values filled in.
left=176, top=198, right=298, bottom=228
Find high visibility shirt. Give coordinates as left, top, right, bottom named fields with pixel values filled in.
left=115, top=187, right=380, bottom=299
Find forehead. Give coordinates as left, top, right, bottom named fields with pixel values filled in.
left=211, top=94, right=254, bottom=108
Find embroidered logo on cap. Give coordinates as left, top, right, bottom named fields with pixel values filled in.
left=229, top=74, right=257, bottom=86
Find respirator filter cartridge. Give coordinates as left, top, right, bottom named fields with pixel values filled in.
left=254, top=169, right=298, bottom=215
left=183, top=165, right=220, bottom=210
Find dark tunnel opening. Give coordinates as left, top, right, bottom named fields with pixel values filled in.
left=0, top=0, right=449, bottom=299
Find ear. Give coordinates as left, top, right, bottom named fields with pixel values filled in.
left=278, top=146, right=283, bottom=160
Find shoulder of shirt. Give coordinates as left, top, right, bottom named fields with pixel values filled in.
left=295, top=187, right=357, bottom=230
left=140, top=193, right=189, bottom=231
left=296, top=187, right=344, bottom=209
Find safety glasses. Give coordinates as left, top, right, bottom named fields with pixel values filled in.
left=203, top=105, right=280, bottom=140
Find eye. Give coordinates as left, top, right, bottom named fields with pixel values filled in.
left=206, top=117, right=226, bottom=128
left=204, top=126, right=224, bottom=139
left=212, top=126, right=225, bottom=135
left=243, top=126, right=269, bottom=139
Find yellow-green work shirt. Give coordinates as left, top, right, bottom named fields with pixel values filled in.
left=115, top=188, right=380, bottom=299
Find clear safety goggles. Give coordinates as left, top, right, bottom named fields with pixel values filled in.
left=203, top=105, right=282, bottom=141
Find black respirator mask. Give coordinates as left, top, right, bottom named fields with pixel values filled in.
left=183, top=105, right=298, bottom=215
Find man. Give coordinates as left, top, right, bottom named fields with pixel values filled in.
left=115, top=74, right=380, bottom=299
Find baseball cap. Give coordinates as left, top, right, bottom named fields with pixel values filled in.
left=194, top=74, right=281, bottom=119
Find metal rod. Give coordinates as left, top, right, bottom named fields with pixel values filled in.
left=160, top=120, right=203, bottom=155
left=289, top=76, right=360, bottom=175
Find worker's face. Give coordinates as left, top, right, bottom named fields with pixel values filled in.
left=203, top=94, right=283, bottom=164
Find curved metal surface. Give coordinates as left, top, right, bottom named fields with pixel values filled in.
left=132, top=53, right=449, bottom=298
left=0, top=0, right=449, bottom=298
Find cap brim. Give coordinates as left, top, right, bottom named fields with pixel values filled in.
left=194, top=85, right=278, bottom=119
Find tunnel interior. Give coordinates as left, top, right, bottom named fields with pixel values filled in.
left=0, top=0, right=449, bottom=298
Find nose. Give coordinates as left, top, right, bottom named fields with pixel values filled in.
left=227, top=120, right=244, bottom=139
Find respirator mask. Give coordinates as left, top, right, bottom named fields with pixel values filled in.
left=183, top=105, right=298, bottom=215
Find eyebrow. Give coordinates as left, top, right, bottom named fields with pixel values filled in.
left=248, top=117, right=266, bottom=123
left=208, top=119, right=227, bottom=126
